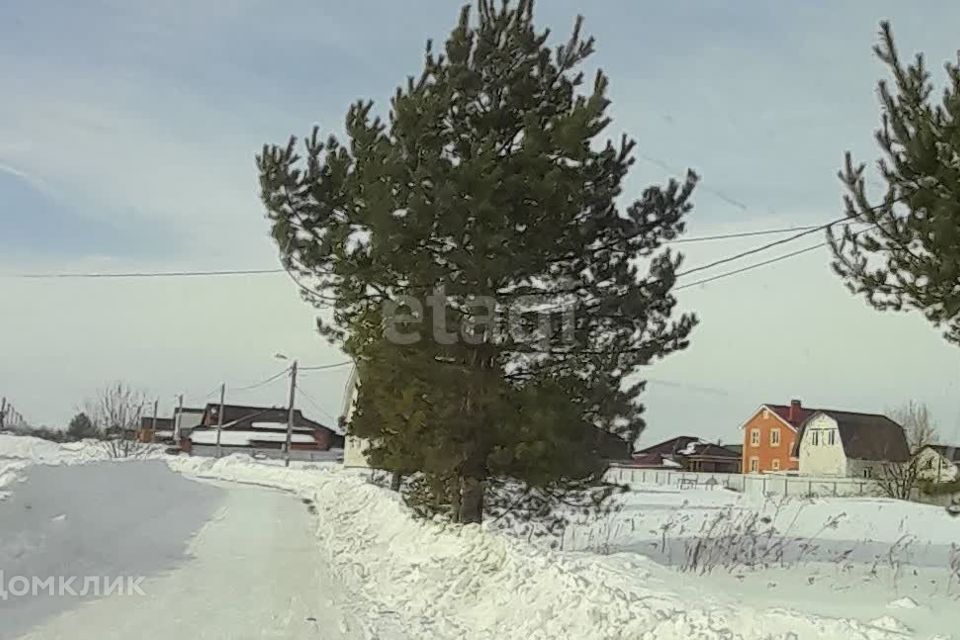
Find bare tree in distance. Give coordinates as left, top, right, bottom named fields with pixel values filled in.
left=873, top=401, right=937, bottom=501
left=85, top=382, right=150, bottom=458
left=887, top=400, right=938, bottom=453
left=876, top=458, right=922, bottom=501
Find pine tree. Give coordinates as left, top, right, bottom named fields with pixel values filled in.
left=66, top=412, right=99, bottom=441
left=830, top=22, right=960, bottom=344
left=258, top=0, right=697, bottom=527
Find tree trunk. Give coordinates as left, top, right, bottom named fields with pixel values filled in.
left=458, top=476, right=484, bottom=524
left=390, top=471, right=402, bottom=492
left=449, top=476, right=462, bottom=523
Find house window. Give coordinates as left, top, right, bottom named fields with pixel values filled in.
left=762, top=408, right=770, bottom=419
left=770, top=428, right=781, bottom=446
left=771, top=459, right=781, bottom=471
left=749, top=457, right=759, bottom=473
left=810, top=430, right=819, bottom=446
left=827, top=430, right=836, bottom=446
left=863, top=467, right=872, bottom=479
left=750, top=429, right=760, bottom=447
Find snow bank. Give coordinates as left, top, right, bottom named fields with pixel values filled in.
left=0, top=434, right=166, bottom=463
left=0, top=434, right=164, bottom=500
left=570, top=483, right=960, bottom=553
left=169, top=455, right=906, bottom=639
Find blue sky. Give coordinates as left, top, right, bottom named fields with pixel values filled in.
left=3, top=1, right=960, bottom=443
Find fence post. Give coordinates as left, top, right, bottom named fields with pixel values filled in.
left=833, top=481, right=838, bottom=497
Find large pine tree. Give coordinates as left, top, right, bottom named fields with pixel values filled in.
left=830, top=22, right=960, bottom=343
left=258, top=0, right=697, bottom=526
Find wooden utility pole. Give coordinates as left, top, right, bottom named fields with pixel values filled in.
left=284, top=361, right=298, bottom=468
left=173, top=394, right=184, bottom=444
left=151, top=398, right=158, bottom=438
left=215, top=383, right=226, bottom=458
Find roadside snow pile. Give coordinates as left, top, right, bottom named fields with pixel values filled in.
left=0, top=434, right=165, bottom=500
left=169, top=455, right=907, bottom=640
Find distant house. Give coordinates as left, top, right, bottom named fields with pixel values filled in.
left=138, top=407, right=207, bottom=445
left=794, top=410, right=910, bottom=478
left=184, top=403, right=343, bottom=457
left=137, top=417, right=175, bottom=444
left=632, top=436, right=741, bottom=473
left=174, top=406, right=205, bottom=440
left=740, top=399, right=813, bottom=474
left=915, top=444, right=960, bottom=483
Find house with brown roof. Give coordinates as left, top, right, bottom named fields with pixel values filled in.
left=184, top=403, right=344, bottom=455
left=633, top=436, right=741, bottom=473
left=794, top=410, right=909, bottom=479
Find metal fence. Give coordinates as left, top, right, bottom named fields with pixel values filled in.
left=188, top=444, right=343, bottom=463
left=605, top=465, right=744, bottom=491
left=741, top=474, right=881, bottom=498
left=606, top=464, right=883, bottom=498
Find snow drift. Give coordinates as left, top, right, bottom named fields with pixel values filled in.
left=0, top=434, right=164, bottom=500
left=169, top=455, right=908, bottom=639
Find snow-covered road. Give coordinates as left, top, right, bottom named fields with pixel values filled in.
left=7, top=463, right=397, bottom=640
left=4, top=442, right=952, bottom=639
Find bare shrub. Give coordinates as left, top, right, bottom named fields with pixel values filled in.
left=679, top=501, right=846, bottom=575
left=85, top=382, right=150, bottom=459
left=876, top=458, right=921, bottom=500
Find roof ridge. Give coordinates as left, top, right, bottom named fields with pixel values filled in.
left=764, top=403, right=889, bottom=419
left=813, top=408, right=893, bottom=419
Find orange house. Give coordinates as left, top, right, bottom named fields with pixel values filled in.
left=740, top=399, right=813, bottom=473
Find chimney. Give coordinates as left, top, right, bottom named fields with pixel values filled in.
left=788, top=399, right=802, bottom=422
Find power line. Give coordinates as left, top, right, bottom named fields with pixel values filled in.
left=295, top=385, right=338, bottom=424
left=675, top=242, right=826, bottom=291
left=0, top=222, right=840, bottom=282
left=5, top=268, right=284, bottom=279
left=674, top=215, right=848, bottom=279
left=672, top=225, right=821, bottom=244
left=300, top=360, right=354, bottom=372
left=232, top=366, right=291, bottom=392
left=675, top=224, right=875, bottom=291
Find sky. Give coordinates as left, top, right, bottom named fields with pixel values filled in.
left=2, top=1, right=960, bottom=446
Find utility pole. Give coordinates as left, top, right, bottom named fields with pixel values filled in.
left=215, top=383, right=226, bottom=458
left=151, top=398, right=158, bottom=440
left=284, top=360, right=298, bottom=467
left=173, top=394, right=184, bottom=445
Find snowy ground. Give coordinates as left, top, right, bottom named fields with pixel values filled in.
left=3, top=434, right=960, bottom=639
left=0, top=461, right=223, bottom=638
left=562, top=483, right=960, bottom=638
left=163, top=455, right=958, bottom=639
left=17, top=478, right=400, bottom=640
left=562, top=483, right=960, bottom=565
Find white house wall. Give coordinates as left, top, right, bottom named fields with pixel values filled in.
left=343, top=435, right=373, bottom=468
left=340, top=365, right=373, bottom=469
left=798, top=414, right=847, bottom=476
left=845, top=458, right=887, bottom=480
